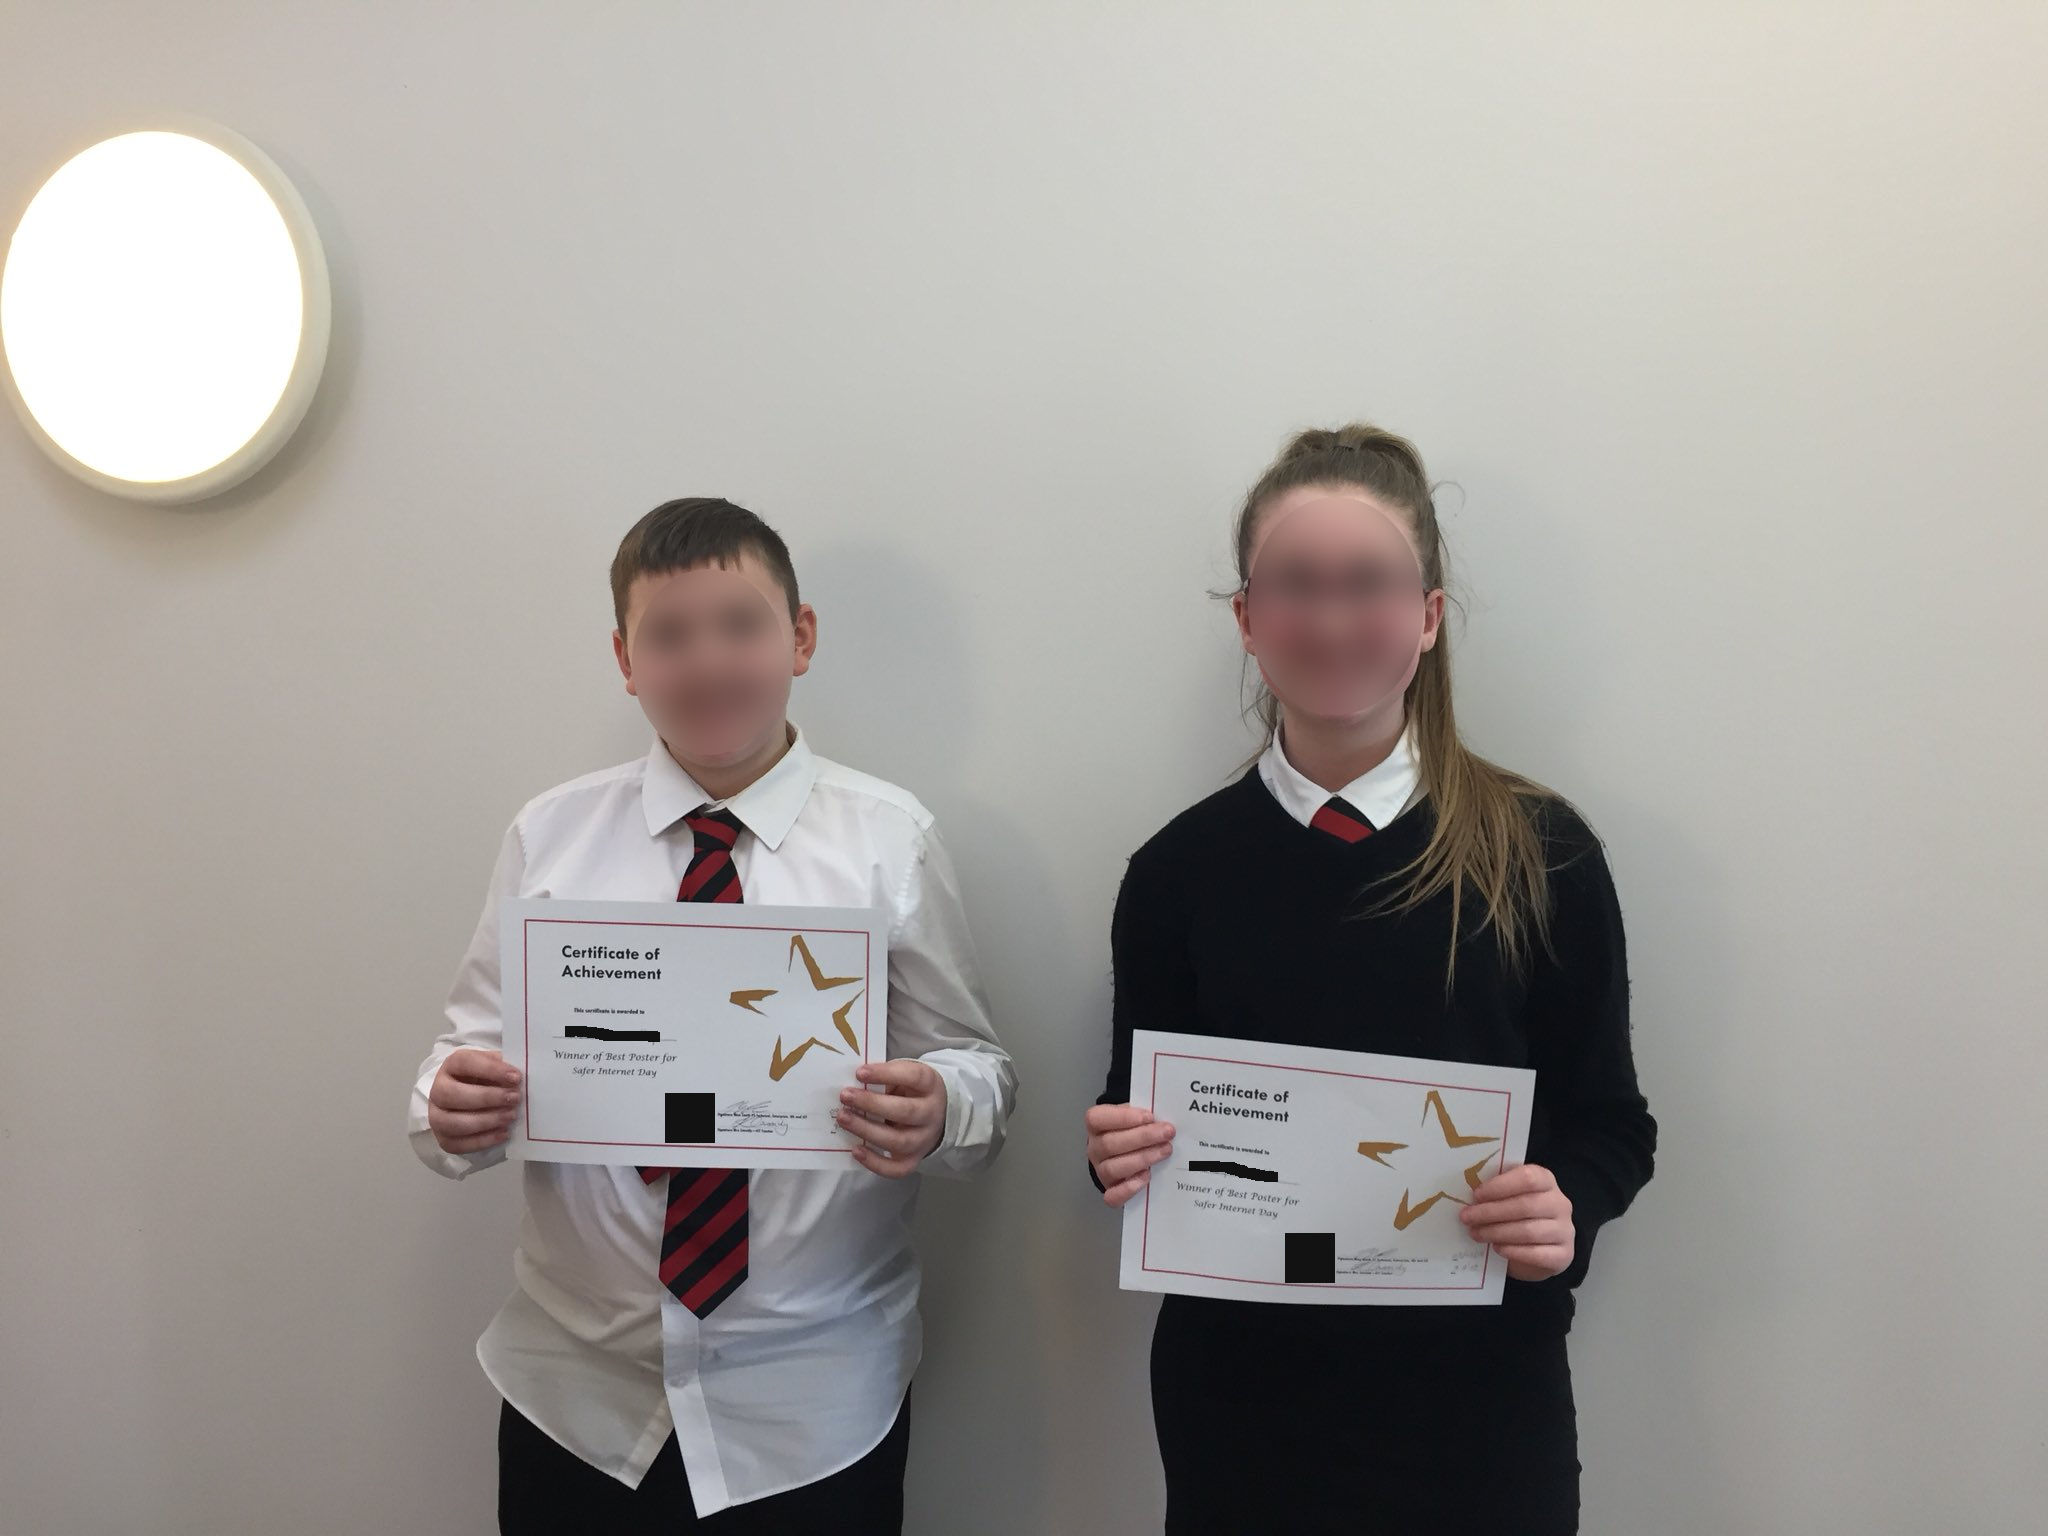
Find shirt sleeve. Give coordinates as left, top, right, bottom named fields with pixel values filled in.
left=1521, top=807, right=1657, bottom=1289
left=886, top=819, right=1017, bottom=1180
left=407, top=819, right=524, bottom=1181
left=1091, top=841, right=1199, bottom=1189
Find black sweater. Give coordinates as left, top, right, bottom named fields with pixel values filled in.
left=1099, top=769, right=1656, bottom=1341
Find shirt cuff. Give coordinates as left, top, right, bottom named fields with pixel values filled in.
left=917, top=1050, right=1007, bottom=1180
left=407, top=1070, right=509, bottom=1181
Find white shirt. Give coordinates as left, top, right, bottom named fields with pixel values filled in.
left=408, top=728, right=1016, bottom=1514
left=1257, top=720, right=1425, bottom=830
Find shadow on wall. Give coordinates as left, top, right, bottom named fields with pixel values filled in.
left=797, top=536, right=1065, bottom=1531
left=1445, top=464, right=1737, bottom=1525
left=797, top=532, right=1255, bottom=1532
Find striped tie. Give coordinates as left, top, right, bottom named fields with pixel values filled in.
left=1309, top=795, right=1375, bottom=844
left=637, top=806, right=750, bottom=1317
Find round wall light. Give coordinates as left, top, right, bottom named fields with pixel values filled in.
left=0, top=121, right=330, bottom=503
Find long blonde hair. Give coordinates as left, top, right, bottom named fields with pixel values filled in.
left=1231, top=422, right=1559, bottom=986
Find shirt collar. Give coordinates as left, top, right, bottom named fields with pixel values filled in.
left=640, top=723, right=818, bottom=852
left=1258, top=719, right=1421, bottom=832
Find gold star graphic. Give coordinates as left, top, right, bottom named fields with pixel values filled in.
left=1358, top=1089, right=1501, bottom=1232
left=726, top=934, right=866, bottom=1080
left=768, top=1034, right=840, bottom=1081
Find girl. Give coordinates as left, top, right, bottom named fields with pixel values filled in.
left=1085, top=424, right=1656, bottom=1535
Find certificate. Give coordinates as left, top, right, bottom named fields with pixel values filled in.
left=500, top=897, right=888, bottom=1169
left=1119, top=1030, right=1534, bottom=1305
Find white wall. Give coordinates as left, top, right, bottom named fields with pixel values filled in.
left=4, top=4, right=2043, bottom=1532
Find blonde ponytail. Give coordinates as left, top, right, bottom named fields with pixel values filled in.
left=1229, top=423, right=1558, bottom=987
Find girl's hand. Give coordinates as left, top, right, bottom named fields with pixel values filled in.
left=1085, top=1103, right=1176, bottom=1206
left=837, top=1060, right=948, bottom=1178
left=1460, top=1162, right=1575, bottom=1281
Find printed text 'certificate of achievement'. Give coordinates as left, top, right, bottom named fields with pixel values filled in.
left=1120, top=1030, right=1534, bottom=1305
left=501, top=897, right=888, bottom=1169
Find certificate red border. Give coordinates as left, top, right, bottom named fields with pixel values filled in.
left=1140, top=1049, right=1515, bottom=1292
left=521, top=917, right=872, bottom=1155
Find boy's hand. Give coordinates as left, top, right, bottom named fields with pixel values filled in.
left=837, top=1060, right=947, bottom=1178
left=1085, top=1103, right=1175, bottom=1207
left=428, top=1048, right=524, bottom=1155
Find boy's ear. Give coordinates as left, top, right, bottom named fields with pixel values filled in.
left=791, top=603, right=819, bottom=677
left=613, top=629, right=639, bottom=695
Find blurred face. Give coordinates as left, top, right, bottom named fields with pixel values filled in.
left=612, top=555, right=817, bottom=770
left=1232, top=485, right=1444, bottom=729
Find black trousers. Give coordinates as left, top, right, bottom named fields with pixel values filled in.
left=1150, top=1298, right=1581, bottom=1535
left=498, top=1392, right=911, bottom=1536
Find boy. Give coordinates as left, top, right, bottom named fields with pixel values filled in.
left=408, top=497, right=1017, bottom=1533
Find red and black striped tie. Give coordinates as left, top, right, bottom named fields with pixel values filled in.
left=638, top=806, right=749, bottom=1317
left=1309, top=795, right=1375, bottom=844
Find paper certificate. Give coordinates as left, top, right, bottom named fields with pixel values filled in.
left=1119, top=1030, right=1535, bottom=1305
left=500, top=897, right=888, bottom=1169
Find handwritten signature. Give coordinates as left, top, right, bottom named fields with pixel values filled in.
left=722, top=1099, right=788, bottom=1136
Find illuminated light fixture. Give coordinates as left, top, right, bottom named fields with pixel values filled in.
left=1, top=121, right=330, bottom=502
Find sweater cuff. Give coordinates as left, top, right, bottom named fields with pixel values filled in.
left=1549, top=1151, right=1626, bottom=1239
left=1540, top=1152, right=1627, bottom=1288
